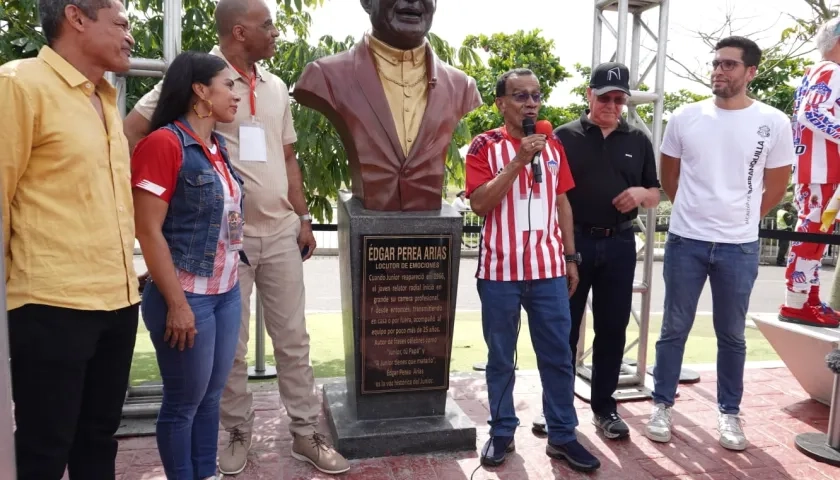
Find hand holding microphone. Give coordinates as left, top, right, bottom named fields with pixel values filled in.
left=520, top=118, right=554, bottom=183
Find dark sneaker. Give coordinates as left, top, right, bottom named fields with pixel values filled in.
left=546, top=439, right=601, bottom=472
left=593, top=412, right=630, bottom=440
left=532, top=412, right=546, bottom=435
left=480, top=436, right=515, bottom=467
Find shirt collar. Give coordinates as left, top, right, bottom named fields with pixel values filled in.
left=366, top=32, right=426, bottom=67
left=580, top=109, right=630, bottom=132
left=38, top=46, right=115, bottom=96
left=210, top=45, right=267, bottom=83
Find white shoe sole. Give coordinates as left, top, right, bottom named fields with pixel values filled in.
left=645, top=428, right=671, bottom=443
left=217, top=462, right=247, bottom=476
left=291, top=450, right=351, bottom=475
left=720, top=438, right=747, bottom=451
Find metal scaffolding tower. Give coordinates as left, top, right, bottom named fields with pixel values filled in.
left=574, top=0, right=672, bottom=402
left=112, top=0, right=182, bottom=428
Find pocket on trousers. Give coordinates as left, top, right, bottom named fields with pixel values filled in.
left=666, top=232, right=682, bottom=244
left=737, top=241, right=760, bottom=255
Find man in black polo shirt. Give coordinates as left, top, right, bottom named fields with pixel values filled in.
left=532, top=62, right=660, bottom=439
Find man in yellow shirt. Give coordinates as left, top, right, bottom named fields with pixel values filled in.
left=0, top=1, right=140, bottom=478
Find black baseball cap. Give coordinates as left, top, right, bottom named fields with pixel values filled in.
left=589, top=62, right=631, bottom=96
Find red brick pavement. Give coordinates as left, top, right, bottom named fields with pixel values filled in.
left=116, top=367, right=840, bottom=479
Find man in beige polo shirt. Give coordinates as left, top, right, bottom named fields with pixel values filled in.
left=122, top=0, right=349, bottom=475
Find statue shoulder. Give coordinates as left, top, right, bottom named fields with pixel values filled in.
left=431, top=58, right=483, bottom=112
left=304, top=47, right=357, bottom=74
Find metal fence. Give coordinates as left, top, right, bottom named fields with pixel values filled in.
left=311, top=208, right=840, bottom=265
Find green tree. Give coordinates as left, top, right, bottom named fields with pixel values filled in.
left=0, top=0, right=482, bottom=221
left=0, top=0, right=42, bottom=64
left=458, top=29, right=573, bottom=143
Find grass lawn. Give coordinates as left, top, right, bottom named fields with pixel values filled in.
left=129, top=312, right=779, bottom=385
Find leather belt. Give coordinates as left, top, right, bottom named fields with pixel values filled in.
left=574, top=220, right=634, bottom=238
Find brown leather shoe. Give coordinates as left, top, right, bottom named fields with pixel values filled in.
left=291, top=433, right=350, bottom=475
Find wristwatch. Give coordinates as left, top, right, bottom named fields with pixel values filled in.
left=299, top=214, right=312, bottom=222
left=565, top=253, right=582, bottom=265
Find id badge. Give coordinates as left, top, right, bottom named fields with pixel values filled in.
left=515, top=196, right=546, bottom=232
left=239, top=120, right=267, bottom=162
left=226, top=205, right=244, bottom=251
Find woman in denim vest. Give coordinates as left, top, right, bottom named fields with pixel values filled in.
left=131, top=51, right=244, bottom=480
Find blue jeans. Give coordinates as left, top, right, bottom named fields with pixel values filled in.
left=653, top=233, right=759, bottom=414
left=142, top=282, right=241, bottom=479
left=478, top=277, right=578, bottom=445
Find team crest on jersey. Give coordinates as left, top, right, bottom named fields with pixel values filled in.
left=809, top=82, right=833, bottom=105
left=547, top=159, right=559, bottom=175
left=757, top=125, right=770, bottom=138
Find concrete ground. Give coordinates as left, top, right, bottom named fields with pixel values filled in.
left=115, top=365, right=839, bottom=479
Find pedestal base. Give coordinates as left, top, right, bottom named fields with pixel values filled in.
left=646, top=365, right=701, bottom=384
left=248, top=365, right=277, bottom=380
left=752, top=313, right=840, bottom=405
left=322, top=383, right=476, bottom=459
left=795, top=432, right=840, bottom=467
left=115, top=418, right=157, bottom=438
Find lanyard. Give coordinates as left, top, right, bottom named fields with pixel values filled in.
left=174, top=120, right=236, bottom=197
left=231, top=64, right=257, bottom=120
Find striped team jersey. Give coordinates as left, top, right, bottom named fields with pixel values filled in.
left=465, top=127, right=575, bottom=282
left=793, top=60, right=840, bottom=184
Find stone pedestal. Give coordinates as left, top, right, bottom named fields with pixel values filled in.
left=322, top=192, right=476, bottom=459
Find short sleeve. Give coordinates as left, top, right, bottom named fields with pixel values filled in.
left=660, top=109, right=682, bottom=158
left=465, top=135, right=494, bottom=197
left=554, top=141, right=575, bottom=195
left=132, top=79, right=163, bottom=120
left=640, top=133, right=662, bottom=189
left=130, top=129, right=182, bottom=203
left=766, top=113, right=796, bottom=169
left=280, top=82, right=298, bottom=145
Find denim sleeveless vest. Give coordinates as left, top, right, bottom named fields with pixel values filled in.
left=160, top=119, right=249, bottom=277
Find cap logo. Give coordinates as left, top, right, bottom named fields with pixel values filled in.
left=607, top=67, right=622, bottom=81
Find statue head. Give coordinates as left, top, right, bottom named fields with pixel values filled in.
left=360, top=0, right=436, bottom=50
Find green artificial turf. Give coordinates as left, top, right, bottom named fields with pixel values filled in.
left=129, top=312, right=778, bottom=385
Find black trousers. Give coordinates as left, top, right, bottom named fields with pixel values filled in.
left=568, top=227, right=637, bottom=416
left=9, top=303, right=139, bottom=480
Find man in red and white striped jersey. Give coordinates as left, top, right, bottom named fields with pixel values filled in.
left=781, top=17, right=840, bottom=328
left=465, top=68, right=600, bottom=473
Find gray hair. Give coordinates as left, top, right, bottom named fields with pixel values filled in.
left=39, top=0, right=113, bottom=44
left=815, top=17, right=840, bottom=57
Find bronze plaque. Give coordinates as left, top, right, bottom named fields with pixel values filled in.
left=360, top=234, right=453, bottom=394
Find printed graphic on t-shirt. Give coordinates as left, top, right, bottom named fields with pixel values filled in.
left=745, top=126, right=770, bottom=225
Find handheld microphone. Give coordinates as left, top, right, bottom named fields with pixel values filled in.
left=521, top=118, right=554, bottom=184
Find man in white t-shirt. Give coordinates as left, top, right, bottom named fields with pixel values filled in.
left=645, top=36, right=793, bottom=451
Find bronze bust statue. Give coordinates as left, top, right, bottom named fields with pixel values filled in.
left=292, top=0, right=483, bottom=211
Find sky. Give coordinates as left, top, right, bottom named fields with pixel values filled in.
left=292, top=0, right=824, bottom=106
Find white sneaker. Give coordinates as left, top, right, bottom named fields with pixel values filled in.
left=718, top=413, right=747, bottom=451
left=645, top=403, right=672, bottom=443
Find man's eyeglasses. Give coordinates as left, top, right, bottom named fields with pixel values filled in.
left=596, top=95, right=627, bottom=105
left=710, top=59, right=744, bottom=72
left=509, top=92, right=544, bottom=103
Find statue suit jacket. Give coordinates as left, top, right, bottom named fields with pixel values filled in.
left=293, top=35, right=483, bottom=211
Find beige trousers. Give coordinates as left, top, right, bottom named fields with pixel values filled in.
left=219, top=224, right=319, bottom=436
